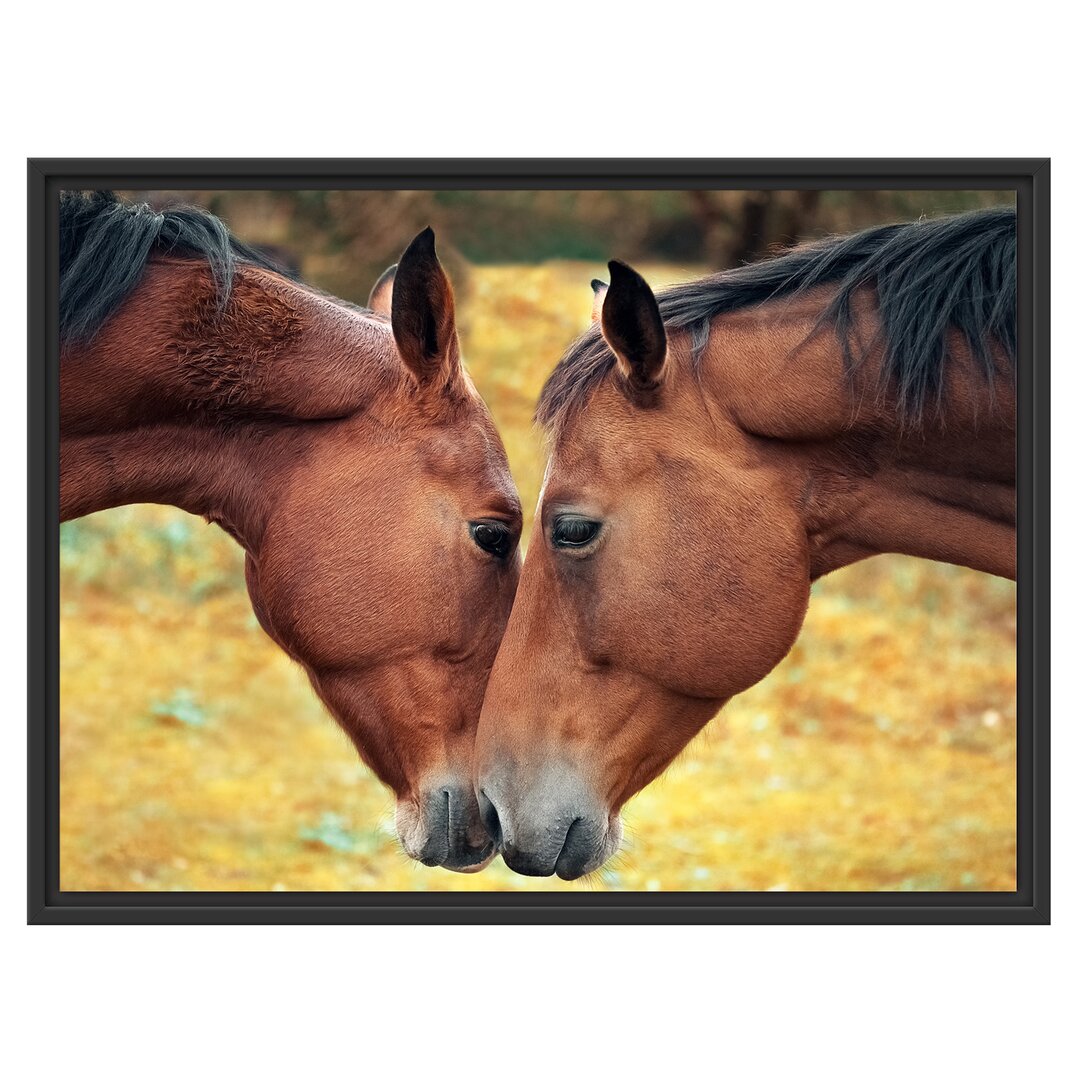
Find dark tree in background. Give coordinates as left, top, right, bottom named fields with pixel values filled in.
left=687, top=190, right=822, bottom=266
left=131, top=188, right=1014, bottom=305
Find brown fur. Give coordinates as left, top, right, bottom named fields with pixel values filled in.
left=475, top=277, right=1015, bottom=878
left=170, top=268, right=305, bottom=409
left=61, top=247, right=522, bottom=872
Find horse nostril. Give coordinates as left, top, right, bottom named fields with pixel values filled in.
left=477, top=789, right=503, bottom=847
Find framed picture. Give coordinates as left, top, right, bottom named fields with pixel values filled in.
left=29, top=159, right=1049, bottom=923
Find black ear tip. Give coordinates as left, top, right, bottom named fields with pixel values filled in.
left=607, top=259, right=640, bottom=284
left=590, top=278, right=608, bottom=294
left=403, top=227, right=437, bottom=261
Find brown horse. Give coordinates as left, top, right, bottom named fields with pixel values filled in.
left=475, top=208, right=1016, bottom=879
left=60, top=192, right=522, bottom=872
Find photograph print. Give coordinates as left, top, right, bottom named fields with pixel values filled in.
left=34, top=164, right=1045, bottom=921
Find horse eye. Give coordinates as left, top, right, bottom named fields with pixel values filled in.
left=470, top=521, right=513, bottom=559
left=552, top=516, right=601, bottom=548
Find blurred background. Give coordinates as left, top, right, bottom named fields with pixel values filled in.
left=60, top=188, right=1016, bottom=892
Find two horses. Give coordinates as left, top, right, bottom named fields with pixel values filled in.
left=60, top=193, right=1016, bottom=882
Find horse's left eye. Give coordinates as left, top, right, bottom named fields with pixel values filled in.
left=470, top=521, right=513, bottom=559
left=551, top=516, right=601, bottom=548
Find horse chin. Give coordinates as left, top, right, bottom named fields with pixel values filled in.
left=443, top=849, right=497, bottom=874
left=604, top=814, right=625, bottom=866
left=565, top=813, right=624, bottom=880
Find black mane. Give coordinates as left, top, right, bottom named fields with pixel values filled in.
left=537, top=207, right=1017, bottom=426
left=59, top=191, right=293, bottom=345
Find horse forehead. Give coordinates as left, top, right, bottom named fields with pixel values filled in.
left=548, top=405, right=682, bottom=484
left=421, top=417, right=513, bottom=488
left=543, top=416, right=742, bottom=522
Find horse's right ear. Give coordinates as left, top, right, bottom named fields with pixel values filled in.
left=600, top=260, right=667, bottom=392
left=391, top=227, right=461, bottom=388
left=367, top=263, right=396, bottom=317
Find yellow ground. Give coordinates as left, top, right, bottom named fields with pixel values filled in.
left=59, top=263, right=1016, bottom=892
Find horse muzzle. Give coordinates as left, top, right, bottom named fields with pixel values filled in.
left=478, top=767, right=623, bottom=880
left=396, top=782, right=496, bottom=873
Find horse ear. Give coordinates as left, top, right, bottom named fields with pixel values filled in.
left=367, top=263, right=396, bottom=317
left=590, top=278, right=608, bottom=324
left=391, top=227, right=460, bottom=386
left=600, top=260, right=667, bottom=391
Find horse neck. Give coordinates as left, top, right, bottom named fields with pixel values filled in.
left=700, top=297, right=1017, bottom=580
left=59, top=259, right=392, bottom=551
left=803, top=398, right=1017, bottom=580
left=59, top=421, right=279, bottom=548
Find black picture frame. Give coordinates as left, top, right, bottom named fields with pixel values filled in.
left=29, top=158, right=1050, bottom=924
